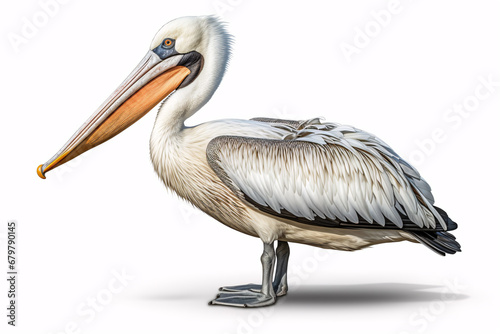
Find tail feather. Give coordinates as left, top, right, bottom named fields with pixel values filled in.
left=409, top=206, right=461, bottom=256
left=434, top=233, right=460, bottom=250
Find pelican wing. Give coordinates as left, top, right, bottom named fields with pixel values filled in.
left=207, top=119, right=447, bottom=231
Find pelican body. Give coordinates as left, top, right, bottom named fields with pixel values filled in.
left=37, top=16, right=460, bottom=307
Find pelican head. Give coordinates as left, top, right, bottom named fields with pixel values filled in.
left=37, top=16, right=231, bottom=178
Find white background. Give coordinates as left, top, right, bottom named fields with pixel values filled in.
left=1, top=0, right=499, bottom=333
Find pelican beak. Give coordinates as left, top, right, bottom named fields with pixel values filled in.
left=37, top=51, right=192, bottom=179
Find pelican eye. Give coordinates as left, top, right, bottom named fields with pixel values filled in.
left=153, top=38, right=177, bottom=59
left=162, top=38, right=174, bottom=49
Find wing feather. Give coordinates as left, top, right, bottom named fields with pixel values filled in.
left=207, top=119, right=446, bottom=230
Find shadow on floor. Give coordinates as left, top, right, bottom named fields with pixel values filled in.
left=280, top=282, right=468, bottom=306
left=137, top=282, right=469, bottom=306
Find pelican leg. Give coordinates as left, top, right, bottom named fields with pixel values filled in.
left=209, top=242, right=277, bottom=307
left=273, top=241, right=289, bottom=296
left=217, top=241, right=290, bottom=296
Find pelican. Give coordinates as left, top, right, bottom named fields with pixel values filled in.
left=37, top=16, right=461, bottom=307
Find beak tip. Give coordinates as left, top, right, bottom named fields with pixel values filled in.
left=37, top=164, right=46, bottom=179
